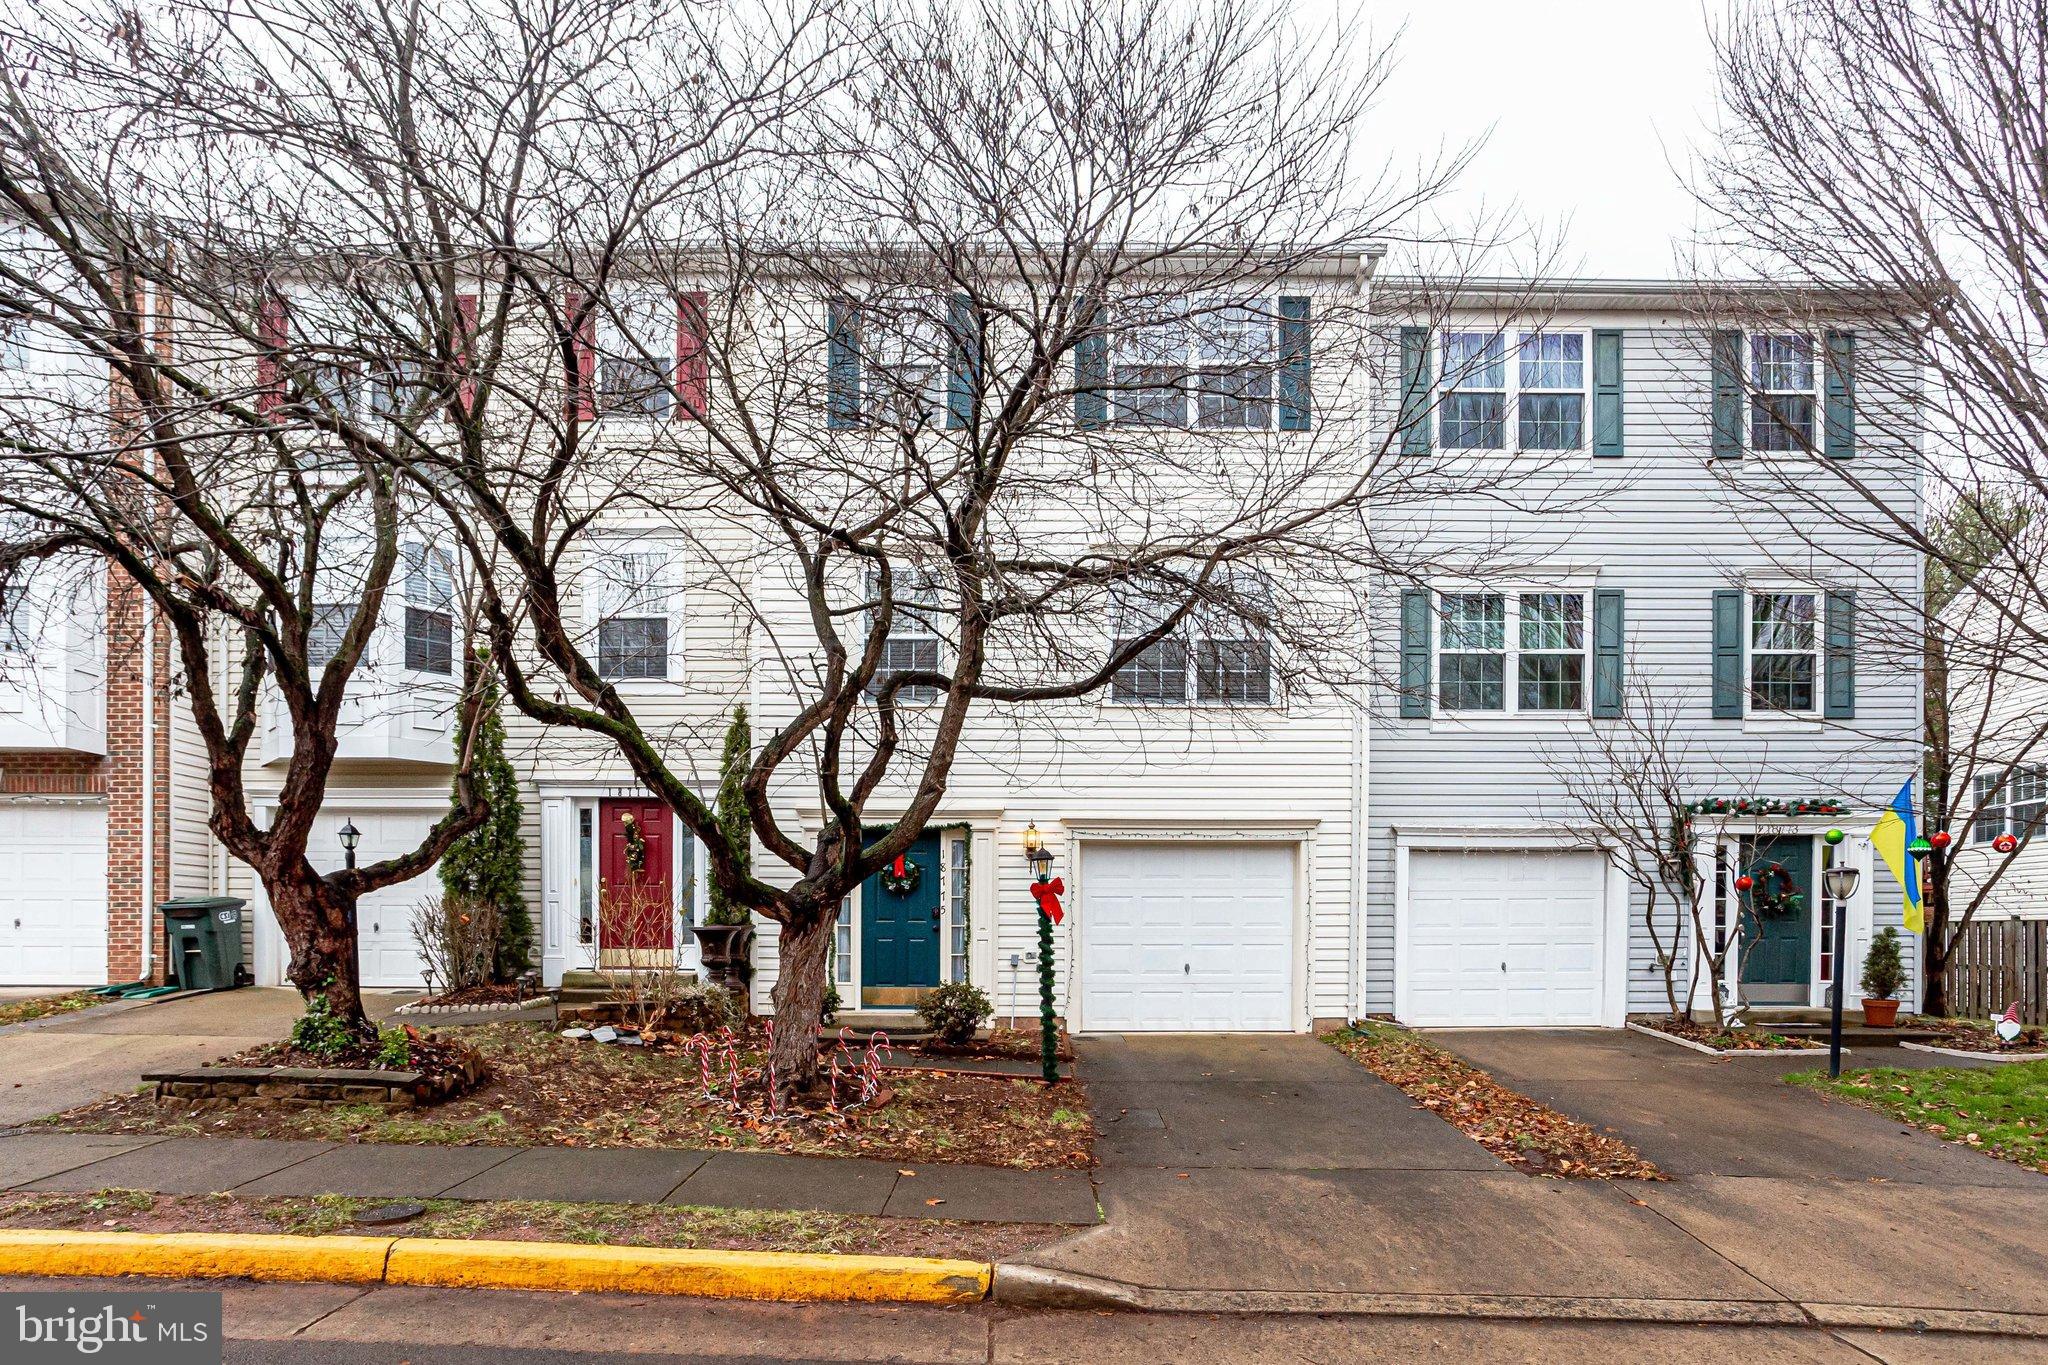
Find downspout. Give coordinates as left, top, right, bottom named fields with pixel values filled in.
left=140, top=592, right=155, bottom=980
left=1349, top=243, right=1387, bottom=1020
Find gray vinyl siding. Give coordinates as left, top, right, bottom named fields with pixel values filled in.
left=1366, top=318, right=1924, bottom=1014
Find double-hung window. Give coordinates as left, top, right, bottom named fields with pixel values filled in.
left=1112, top=573, right=1275, bottom=706
left=307, top=603, right=352, bottom=671
left=1195, top=304, right=1274, bottom=430
left=1747, top=590, right=1818, bottom=713
left=1974, top=766, right=2048, bottom=844
left=868, top=568, right=947, bottom=703
left=1439, top=331, right=1587, bottom=451
left=862, top=297, right=945, bottom=426
left=597, top=290, right=677, bottom=419
left=402, top=542, right=455, bottom=675
left=1435, top=590, right=1587, bottom=714
left=594, top=548, right=673, bottom=681
left=1749, top=334, right=1816, bottom=452
left=1112, top=308, right=1191, bottom=428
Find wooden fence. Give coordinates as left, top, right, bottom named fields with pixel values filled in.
left=1941, top=919, right=2048, bottom=1025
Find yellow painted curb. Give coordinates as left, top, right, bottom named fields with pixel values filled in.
left=385, top=1238, right=992, bottom=1303
left=0, top=1229, right=992, bottom=1305
left=0, top=1229, right=395, bottom=1284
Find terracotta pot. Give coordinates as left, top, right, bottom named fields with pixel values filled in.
left=1861, top=997, right=1900, bottom=1028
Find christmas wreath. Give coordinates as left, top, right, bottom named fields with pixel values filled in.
left=1738, top=861, right=1805, bottom=919
left=879, top=854, right=922, bottom=897
left=620, top=812, right=648, bottom=875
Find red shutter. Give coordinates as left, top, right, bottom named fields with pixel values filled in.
left=255, top=293, right=288, bottom=417
left=454, top=292, right=479, bottom=414
left=564, top=288, right=597, bottom=421
left=676, top=290, right=708, bottom=419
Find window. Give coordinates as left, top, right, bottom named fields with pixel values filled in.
left=835, top=896, right=853, bottom=985
left=1112, top=309, right=1190, bottom=428
left=1435, top=590, right=1588, bottom=714
left=1748, top=591, right=1817, bottom=713
left=402, top=542, right=455, bottom=675
left=1517, top=333, right=1585, bottom=450
left=1749, top=334, right=1816, bottom=451
left=946, top=836, right=970, bottom=984
left=1112, top=573, right=1274, bottom=706
left=1438, top=331, right=1588, bottom=452
left=578, top=807, right=595, bottom=943
left=594, top=548, right=673, bottom=681
left=1195, top=304, right=1274, bottom=430
left=596, top=291, right=676, bottom=419
left=867, top=569, right=948, bottom=703
left=307, top=603, right=351, bottom=670
left=1974, top=767, right=2048, bottom=844
left=1110, top=299, right=1287, bottom=430
left=1440, top=332, right=1506, bottom=450
left=862, top=297, right=945, bottom=426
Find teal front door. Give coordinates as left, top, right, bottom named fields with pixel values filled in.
left=860, top=831, right=943, bottom=1007
left=1740, top=835, right=1814, bottom=1000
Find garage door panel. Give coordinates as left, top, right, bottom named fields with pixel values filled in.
left=303, top=808, right=440, bottom=989
left=1403, top=849, right=1607, bottom=1028
left=1079, top=842, right=1295, bottom=1033
left=0, top=803, right=108, bottom=986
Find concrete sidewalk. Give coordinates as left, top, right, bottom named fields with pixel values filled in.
left=0, top=988, right=409, bottom=1129
left=1008, top=1032, right=2048, bottom=1327
left=0, top=1130, right=1098, bottom=1225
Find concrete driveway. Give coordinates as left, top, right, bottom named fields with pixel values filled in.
left=0, top=987, right=405, bottom=1129
left=1012, top=1029, right=2048, bottom=1329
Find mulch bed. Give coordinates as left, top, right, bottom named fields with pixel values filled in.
left=228, top=1029, right=485, bottom=1090
left=49, top=1021, right=1094, bottom=1171
left=0, top=1190, right=1057, bottom=1262
left=915, top=1025, right=1074, bottom=1064
left=1916, top=1018, right=2048, bottom=1054
left=415, top=984, right=531, bottom=1008
left=1637, top=1016, right=1822, bottom=1051
left=1327, top=1024, right=1664, bottom=1180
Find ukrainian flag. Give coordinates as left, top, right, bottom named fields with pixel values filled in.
left=1871, top=778, right=1923, bottom=934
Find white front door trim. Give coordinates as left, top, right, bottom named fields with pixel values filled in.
left=1392, top=825, right=1629, bottom=1029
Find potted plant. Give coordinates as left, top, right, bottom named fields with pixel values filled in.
left=691, top=706, right=756, bottom=996
left=1859, top=926, right=1905, bottom=1027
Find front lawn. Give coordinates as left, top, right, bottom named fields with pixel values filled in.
left=0, top=1189, right=1054, bottom=1261
left=1326, top=1022, right=1662, bottom=1180
left=48, top=1020, right=1094, bottom=1170
left=0, top=991, right=104, bottom=1028
left=1792, top=1060, right=2048, bottom=1174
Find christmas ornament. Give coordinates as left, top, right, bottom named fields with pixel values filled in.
left=1995, top=1002, right=2024, bottom=1044
left=1907, top=834, right=1933, bottom=857
left=1994, top=832, right=2020, bottom=854
left=1734, top=874, right=1755, bottom=892
left=1929, top=830, right=1953, bottom=851
left=1824, top=828, right=1845, bottom=846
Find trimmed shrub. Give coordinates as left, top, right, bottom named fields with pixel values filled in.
left=918, top=982, right=992, bottom=1046
left=1860, top=926, right=1906, bottom=1000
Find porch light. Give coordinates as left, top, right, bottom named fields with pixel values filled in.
left=338, top=819, right=361, bottom=871
left=1821, top=862, right=1861, bottom=904
left=1023, top=821, right=1053, bottom=882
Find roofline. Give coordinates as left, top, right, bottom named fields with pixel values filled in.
left=1370, top=274, right=1923, bottom=314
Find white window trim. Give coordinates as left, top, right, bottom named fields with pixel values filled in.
left=400, top=540, right=458, bottom=679
left=1744, top=585, right=1822, bottom=719
left=1109, top=296, right=1286, bottom=432
left=1435, top=328, right=1591, bottom=454
left=584, top=538, right=686, bottom=686
left=1745, top=331, right=1822, bottom=454
left=592, top=289, right=681, bottom=425
left=868, top=567, right=951, bottom=705
left=1432, top=585, right=1592, bottom=718
left=1107, top=599, right=1280, bottom=710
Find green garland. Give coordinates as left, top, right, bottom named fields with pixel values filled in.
left=1683, top=796, right=1848, bottom=817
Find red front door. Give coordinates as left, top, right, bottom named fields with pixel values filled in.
left=598, top=798, right=674, bottom=953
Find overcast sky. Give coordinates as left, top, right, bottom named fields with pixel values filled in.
left=1332, top=0, right=1722, bottom=279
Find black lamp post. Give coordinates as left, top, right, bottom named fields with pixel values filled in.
left=1023, top=821, right=1058, bottom=1083
left=1821, top=850, right=1862, bottom=1079
left=338, top=819, right=361, bottom=871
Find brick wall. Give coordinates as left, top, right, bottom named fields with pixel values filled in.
left=102, top=569, right=173, bottom=983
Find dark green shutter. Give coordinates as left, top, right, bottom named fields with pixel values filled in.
left=1398, top=326, right=1431, bottom=456
left=1591, top=329, right=1624, bottom=457
left=1074, top=314, right=1108, bottom=430
left=1711, top=588, right=1744, bottom=718
left=1824, top=590, right=1856, bottom=718
left=1399, top=589, right=1432, bottom=718
left=946, top=292, right=977, bottom=431
left=827, top=296, right=860, bottom=429
left=1592, top=589, right=1625, bottom=717
left=1824, top=329, right=1855, bottom=458
left=1278, top=296, right=1311, bottom=430
left=1711, top=329, right=1743, bottom=459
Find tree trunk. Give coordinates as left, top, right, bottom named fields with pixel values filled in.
left=1921, top=850, right=1952, bottom=1017
left=768, top=907, right=833, bottom=1095
left=274, top=873, right=371, bottom=1038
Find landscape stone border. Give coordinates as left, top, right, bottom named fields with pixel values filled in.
left=143, top=1050, right=487, bottom=1111
left=392, top=995, right=553, bottom=1018
left=1899, top=1040, right=2048, bottom=1064
left=1625, top=1020, right=1836, bottom=1058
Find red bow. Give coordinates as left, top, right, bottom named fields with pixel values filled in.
left=892, top=854, right=906, bottom=878
left=1029, top=876, right=1066, bottom=924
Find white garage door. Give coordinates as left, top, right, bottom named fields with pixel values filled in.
left=306, top=809, right=439, bottom=988
left=0, top=801, right=108, bottom=986
left=1403, top=848, right=1608, bottom=1027
left=1079, top=842, right=1295, bottom=1032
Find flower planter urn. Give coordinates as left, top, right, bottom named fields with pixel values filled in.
left=691, top=923, right=755, bottom=996
left=1861, top=998, right=1900, bottom=1028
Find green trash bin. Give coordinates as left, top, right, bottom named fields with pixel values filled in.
left=160, top=896, right=249, bottom=991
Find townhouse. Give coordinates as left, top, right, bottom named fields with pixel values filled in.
left=1, top=268, right=1931, bottom=1026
